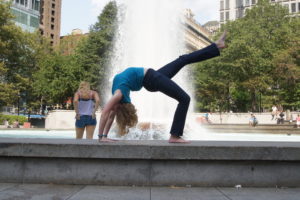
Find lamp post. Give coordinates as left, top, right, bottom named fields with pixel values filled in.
left=259, top=92, right=262, bottom=113
left=17, top=93, right=20, bottom=116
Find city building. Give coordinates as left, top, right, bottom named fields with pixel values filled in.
left=10, top=0, right=41, bottom=32
left=40, top=0, right=62, bottom=46
left=184, top=9, right=213, bottom=52
left=60, top=29, right=88, bottom=55
left=203, top=21, right=220, bottom=35
left=10, top=0, right=62, bottom=46
left=220, top=0, right=300, bottom=23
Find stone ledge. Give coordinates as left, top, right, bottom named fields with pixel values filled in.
left=1, top=138, right=300, bottom=161
left=2, top=138, right=300, bottom=186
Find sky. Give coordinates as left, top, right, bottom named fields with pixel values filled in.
left=61, top=0, right=219, bottom=36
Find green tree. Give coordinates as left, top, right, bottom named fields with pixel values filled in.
left=32, top=1, right=118, bottom=107
left=75, top=1, right=118, bottom=94
left=0, top=0, right=40, bottom=108
left=193, top=0, right=299, bottom=112
left=33, top=51, right=81, bottom=105
left=0, top=0, right=22, bottom=106
left=272, top=19, right=300, bottom=110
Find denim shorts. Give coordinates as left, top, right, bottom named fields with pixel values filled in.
left=75, top=115, right=97, bottom=128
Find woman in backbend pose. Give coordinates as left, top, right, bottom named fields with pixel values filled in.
left=74, top=81, right=100, bottom=139
left=98, top=31, right=227, bottom=143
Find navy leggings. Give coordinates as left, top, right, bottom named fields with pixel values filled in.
left=142, top=43, right=220, bottom=137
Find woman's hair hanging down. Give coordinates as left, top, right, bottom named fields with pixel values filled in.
left=78, top=81, right=91, bottom=96
left=116, top=103, right=138, bottom=136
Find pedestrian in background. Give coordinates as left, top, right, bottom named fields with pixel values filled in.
left=271, top=105, right=277, bottom=120
left=74, top=81, right=100, bottom=139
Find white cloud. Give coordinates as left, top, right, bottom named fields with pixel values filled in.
left=90, top=0, right=111, bottom=17
left=184, top=0, right=219, bottom=24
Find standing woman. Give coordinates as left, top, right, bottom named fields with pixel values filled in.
left=74, top=81, right=100, bottom=139
left=98, top=32, right=227, bottom=143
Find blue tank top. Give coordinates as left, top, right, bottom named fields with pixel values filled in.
left=78, top=92, right=95, bottom=115
left=112, top=67, right=145, bottom=103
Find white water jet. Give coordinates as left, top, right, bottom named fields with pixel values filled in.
left=106, top=0, right=201, bottom=139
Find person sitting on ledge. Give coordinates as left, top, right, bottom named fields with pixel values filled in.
left=12, top=120, right=20, bottom=128
left=249, top=114, right=258, bottom=127
left=98, top=31, right=227, bottom=143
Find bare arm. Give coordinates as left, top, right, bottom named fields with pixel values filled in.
left=98, top=90, right=122, bottom=141
left=73, top=92, right=80, bottom=120
left=92, top=91, right=100, bottom=118
left=103, top=110, right=116, bottom=135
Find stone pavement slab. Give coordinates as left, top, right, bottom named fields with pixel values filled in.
left=68, top=185, right=149, bottom=200
left=0, top=183, right=83, bottom=200
left=151, top=187, right=228, bottom=200
left=1, top=183, right=300, bottom=200
left=0, top=183, right=18, bottom=193
left=218, top=187, right=300, bottom=200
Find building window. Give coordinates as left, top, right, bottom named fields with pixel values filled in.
left=252, top=0, right=256, bottom=5
left=226, top=11, right=229, bottom=20
left=51, top=24, right=54, bottom=30
left=236, top=0, right=243, bottom=8
left=283, top=4, right=289, bottom=12
left=225, top=0, right=229, bottom=9
left=291, top=3, right=296, bottom=12
left=30, top=16, right=39, bottom=28
left=11, top=9, right=28, bottom=25
left=51, top=17, right=55, bottom=23
left=52, top=3, right=55, bottom=9
left=19, top=0, right=28, bottom=6
left=51, top=34, right=54, bottom=39
left=31, top=0, right=40, bottom=11
left=236, top=9, right=243, bottom=18
left=220, top=1, right=224, bottom=10
left=51, top=10, right=55, bottom=15
left=16, top=0, right=28, bottom=6
left=40, top=14, right=43, bottom=24
left=220, top=12, right=224, bottom=21
left=298, top=3, right=300, bottom=12
left=245, top=0, right=250, bottom=6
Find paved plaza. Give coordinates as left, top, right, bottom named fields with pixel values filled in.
left=1, top=183, right=300, bottom=200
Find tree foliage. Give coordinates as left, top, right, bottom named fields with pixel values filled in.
left=33, top=1, right=118, bottom=107
left=193, top=0, right=300, bottom=112
left=0, top=0, right=40, bottom=108
left=75, top=1, right=118, bottom=94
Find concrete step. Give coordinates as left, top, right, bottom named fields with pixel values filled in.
left=1, top=138, right=300, bottom=187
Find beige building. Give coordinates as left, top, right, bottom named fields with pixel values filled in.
left=40, top=0, right=62, bottom=46
left=60, top=29, right=88, bottom=55
left=184, top=9, right=212, bottom=52
left=203, top=21, right=220, bottom=36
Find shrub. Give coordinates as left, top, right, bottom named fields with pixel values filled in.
left=0, top=114, right=28, bottom=125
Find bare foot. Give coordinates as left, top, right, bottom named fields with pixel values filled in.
left=99, top=137, right=117, bottom=143
left=215, top=30, right=227, bottom=49
left=168, top=135, right=190, bottom=143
